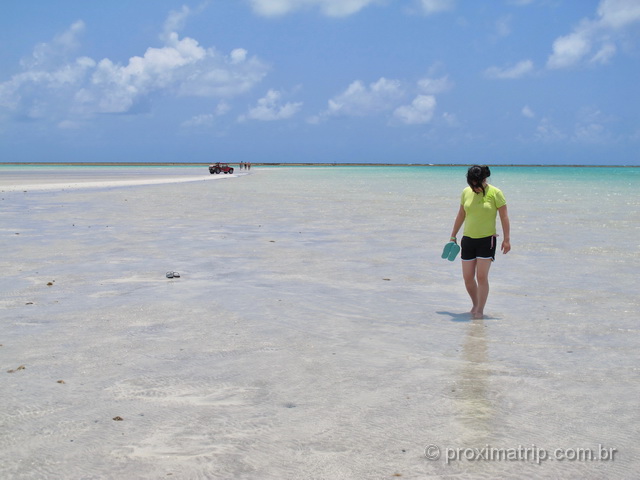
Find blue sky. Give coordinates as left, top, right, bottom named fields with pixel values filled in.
left=1, top=0, right=639, bottom=165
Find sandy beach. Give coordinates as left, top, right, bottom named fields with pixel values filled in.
left=1, top=166, right=638, bottom=479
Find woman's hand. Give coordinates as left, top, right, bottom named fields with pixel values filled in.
left=501, top=239, right=511, bottom=254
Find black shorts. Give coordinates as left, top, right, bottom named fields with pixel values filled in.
left=461, top=235, right=497, bottom=261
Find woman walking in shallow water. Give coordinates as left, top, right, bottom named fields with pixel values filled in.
left=449, top=165, right=511, bottom=319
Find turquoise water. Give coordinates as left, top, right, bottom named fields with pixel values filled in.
left=2, top=164, right=638, bottom=195
left=3, top=162, right=636, bottom=178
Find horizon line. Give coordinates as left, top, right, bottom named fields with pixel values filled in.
left=1, top=162, right=638, bottom=168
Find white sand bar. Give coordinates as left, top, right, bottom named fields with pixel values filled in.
left=0, top=166, right=235, bottom=192
left=1, top=166, right=638, bottom=479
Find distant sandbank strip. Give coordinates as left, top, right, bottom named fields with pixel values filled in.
left=0, top=172, right=235, bottom=192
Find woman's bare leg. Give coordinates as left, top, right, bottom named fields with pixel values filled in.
left=462, top=259, right=478, bottom=315
left=474, top=258, right=492, bottom=319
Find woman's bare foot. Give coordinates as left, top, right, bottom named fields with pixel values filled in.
left=472, top=311, right=484, bottom=319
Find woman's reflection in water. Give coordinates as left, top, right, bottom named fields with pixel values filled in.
left=455, top=318, right=493, bottom=446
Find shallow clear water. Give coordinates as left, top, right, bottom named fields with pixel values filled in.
left=1, top=165, right=638, bottom=479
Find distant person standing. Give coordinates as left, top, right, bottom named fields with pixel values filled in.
left=448, top=165, right=511, bottom=319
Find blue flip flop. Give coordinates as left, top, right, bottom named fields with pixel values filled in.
left=442, top=242, right=460, bottom=261
left=441, top=241, right=454, bottom=259
left=447, top=242, right=460, bottom=261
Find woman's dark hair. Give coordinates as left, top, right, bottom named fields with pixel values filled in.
left=467, top=165, right=491, bottom=196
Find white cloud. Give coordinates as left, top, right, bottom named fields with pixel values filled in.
left=230, top=48, right=248, bottom=64
left=442, top=112, right=458, bottom=127
left=418, top=0, right=455, bottom=15
left=417, top=75, right=453, bottom=94
left=531, top=108, right=618, bottom=144
left=573, top=121, right=607, bottom=143
left=0, top=54, right=96, bottom=115
left=590, top=42, right=617, bottom=65
left=547, top=0, right=640, bottom=69
left=572, top=106, right=615, bottom=143
left=20, top=20, right=85, bottom=70
left=215, top=101, right=231, bottom=116
left=182, top=113, right=215, bottom=128
left=393, top=95, right=436, bottom=125
left=535, top=118, right=567, bottom=142
left=313, top=72, right=452, bottom=125
left=495, top=15, right=513, bottom=38
left=598, top=0, right=640, bottom=28
left=76, top=34, right=211, bottom=114
left=0, top=13, right=269, bottom=121
left=248, top=0, right=379, bottom=17
left=162, top=5, right=191, bottom=41
left=322, top=77, right=404, bottom=118
left=176, top=46, right=268, bottom=98
left=484, top=59, right=534, bottom=79
left=240, top=89, right=302, bottom=121
left=522, top=105, right=535, bottom=118
left=182, top=101, right=232, bottom=129
left=546, top=24, right=593, bottom=69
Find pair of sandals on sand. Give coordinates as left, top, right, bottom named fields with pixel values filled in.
left=441, top=241, right=460, bottom=261
left=166, top=271, right=181, bottom=278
